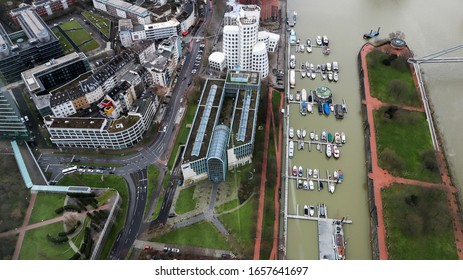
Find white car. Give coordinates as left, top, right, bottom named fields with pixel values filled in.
left=171, top=248, right=180, bottom=253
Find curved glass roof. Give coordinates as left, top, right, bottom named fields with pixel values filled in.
left=207, top=125, right=230, bottom=160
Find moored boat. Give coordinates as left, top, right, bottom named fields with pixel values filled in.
left=318, top=203, right=327, bottom=218
left=310, top=131, right=315, bottom=140
left=307, top=44, right=312, bottom=53
left=322, top=35, right=329, bottom=45
left=328, top=71, right=333, bottom=81
left=289, top=140, right=294, bottom=158
left=302, top=129, right=307, bottom=138
left=338, top=170, right=344, bottom=182
left=341, top=132, right=346, bottom=144
left=308, top=168, right=312, bottom=177
left=316, top=143, right=321, bottom=151
left=303, top=180, right=308, bottom=190
left=307, top=103, right=313, bottom=113
left=300, top=44, right=305, bottom=52
left=301, top=70, right=306, bottom=78
left=315, top=133, right=319, bottom=141
left=289, top=93, right=294, bottom=101
left=292, top=165, right=297, bottom=176
left=289, top=54, right=296, bottom=68
left=333, top=144, right=340, bottom=159
left=316, top=35, right=322, bottom=46
left=298, top=166, right=303, bottom=177
left=298, top=179, right=303, bottom=189
left=333, top=71, right=339, bottom=82
left=289, top=127, right=294, bottom=138
left=296, top=92, right=301, bottom=101
left=318, top=103, right=323, bottom=114
left=304, top=205, right=309, bottom=216
left=329, top=182, right=335, bottom=193
left=313, top=168, right=318, bottom=178
left=321, top=131, right=327, bottom=142
left=327, top=132, right=333, bottom=142
left=309, top=179, right=314, bottom=190
left=310, top=71, right=316, bottom=79
left=326, top=143, right=332, bottom=158
left=323, top=103, right=331, bottom=115
left=333, top=170, right=338, bottom=179
left=335, top=132, right=342, bottom=144
left=309, top=205, right=315, bottom=216
left=327, top=62, right=332, bottom=71
left=296, top=129, right=301, bottom=139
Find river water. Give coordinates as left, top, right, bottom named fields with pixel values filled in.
left=285, top=0, right=463, bottom=259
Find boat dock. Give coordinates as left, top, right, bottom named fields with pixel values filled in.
left=288, top=169, right=343, bottom=189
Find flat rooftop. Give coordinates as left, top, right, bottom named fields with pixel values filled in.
left=46, top=116, right=107, bottom=130
left=231, top=89, right=257, bottom=143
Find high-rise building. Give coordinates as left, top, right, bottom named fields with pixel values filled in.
left=0, top=9, right=63, bottom=83
left=0, top=90, right=31, bottom=140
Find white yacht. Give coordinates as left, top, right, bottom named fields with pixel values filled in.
left=289, top=127, right=294, bottom=138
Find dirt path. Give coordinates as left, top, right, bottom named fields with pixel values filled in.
left=253, top=89, right=272, bottom=260
left=361, top=43, right=463, bottom=259
left=269, top=90, right=283, bottom=260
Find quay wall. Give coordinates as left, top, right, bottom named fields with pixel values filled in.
left=358, top=45, right=380, bottom=260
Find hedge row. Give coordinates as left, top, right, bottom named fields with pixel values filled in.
left=47, top=234, right=69, bottom=244
left=58, top=221, right=82, bottom=237
left=55, top=205, right=83, bottom=214
left=67, top=192, right=96, bottom=198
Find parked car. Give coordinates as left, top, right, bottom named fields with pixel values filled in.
left=171, top=248, right=180, bottom=253
left=144, top=245, right=152, bottom=250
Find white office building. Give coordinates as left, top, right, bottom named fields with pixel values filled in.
left=223, top=25, right=239, bottom=69
left=251, top=42, right=268, bottom=79
left=237, top=6, right=260, bottom=71
left=208, top=52, right=226, bottom=71
left=258, top=31, right=280, bottom=52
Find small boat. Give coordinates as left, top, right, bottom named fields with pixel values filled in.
left=298, top=179, right=303, bottom=189
left=298, top=140, right=304, bottom=150
left=363, top=27, right=380, bottom=39
left=300, top=44, right=305, bottom=52
left=322, top=35, right=329, bottom=45
left=307, top=103, right=312, bottom=113
left=321, top=72, right=327, bottom=80
left=330, top=103, right=335, bottom=113
left=289, top=140, right=294, bottom=158
left=332, top=61, right=339, bottom=71
left=310, top=63, right=314, bottom=71
left=289, top=127, right=294, bottom=138
left=341, top=132, right=346, bottom=144
left=296, top=92, right=301, bottom=101
left=296, top=38, right=300, bottom=45
left=338, top=170, right=344, bottom=182
left=289, top=54, right=296, bottom=69
left=319, top=181, right=324, bottom=191
left=329, top=182, right=335, bottom=194
left=333, top=71, right=339, bottom=82
left=293, top=165, right=298, bottom=176
left=323, top=103, right=331, bottom=115
left=310, top=71, right=316, bottom=79
left=298, top=166, right=303, bottom=177
left=307, top=44, right=312, bottom=53
left=309, top=205, right=315, bottom=216
left=301, top=70, right=307, bottom=78
left=303, top=180, right=308, bottom=190
left=317, top=64, right=321, bottom=71
left=318, top=203, right=327, bottom=218
left=318, top=103, right=323, bottom=114
left=328, top=71, right=333, bottom=81
left=335, top=132, right=342, bottom=144
left=313, top=168, right=318, bottom=178
left=305, top=61, right=310, bottom=69
left=315, top=134, right=319, bottom=141
left=321, top=131, right=327, bottom=142
left=326, top=143, right=332, bottom=158
left=296, top=129, right=301, bottom=139
left=302, top=129, right=307, bottom=138
left=333, top=170, right=338, bottom=179
left=308, top=168, right=312, bottom=177
left=309, top=179, right=314, bottom=190
left=289, top=93, right=294, bottom=101
left=333, top=145, right=340, bottom=159
left=327, top=132, right=333, bottom=142
left=316, top=143, right=320, bottom=151
left=316, top=35, right=322, bottom=46
left=322, top=45, right=331, bottom=55
left=321, top=64, right=327, bottom=72
left=310, top=131, right=315, bottom=140
left=304, top=205, right=309, bottom=216
left=327, top=62, right=332, bottom=71
left=306, top=39, right=311, bottom=47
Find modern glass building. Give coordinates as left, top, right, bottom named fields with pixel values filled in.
left=0, top=90, right=30, bottom=140
left=207, top=125, right=230, bottom=183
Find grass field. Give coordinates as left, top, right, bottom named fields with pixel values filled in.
left=382, top=184, right=457, bottom=259
left=0, top=155, right=30, bottom=233
left=28, top=193, right=65, bottom=225
left=152, top=220, right=231, bottom=250
left=59, top=20, right=99, bottom=52
left=82, top=11, right=111, bottom=38
left=215, top=198, right=239, bottom=214
left=19, top=221, right=75, bottom=260
left=51, top=27, right=74, bottom=54
left=218, top=197, right=257, bottom=258
left=144, top=165, right=160, bottom=216
left=366, top=50, right=420, bottom=107
left=152, top=173, right=170, bottom=220
left=374, top=107, right=441, bottom=182
left=174, top=185, right=197, bottom=214
left=57, top=174, right=128, bottom=259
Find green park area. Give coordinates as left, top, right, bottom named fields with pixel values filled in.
left=58, top=174, right=128, bottom=259
left=59, top=19, right=99, bottom=52
left=382, top=184, right=458, bottom=259
left=367, top=49, right=420, bottom=107
left=153, top=220, right=230, bottom=250
left=374, top=107, right=440, bottom=183
left=51, top=27, right=74, bottom=54
left=19, top=221, right=75, bottom=260
left=174, top=185, right=198, bottom=214
left=144, top=165, right=160, bottom=216
left=28, top=193, right=65, bottom=225
left=82, top=11, right=111, bottom=38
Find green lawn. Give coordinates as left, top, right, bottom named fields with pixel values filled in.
left=57, top=174, right=128, bottom=259
left=366, top=50, right=420, bottom=107
left=152, top=173, right=170, bottom=221
left=374, top=107, right=441, bottom=182
left=19, top=221, right=75, bottom=260
left=82, top=11, right=111, bottom=38
left=152, top=220, right=231, bottom=250
left=144, top=165, right=160, bottom=216
left=215, top=198, right=240, bottom=214
left=218, top=197, right=257, bottom=258
left=174, top=185, right=197, bottom=214
left=71, top=217, right=89, bottom=248
left=28, top=193, right=65, bottom=225
left=51, top=27, right=74, bottom=54
left=382, top=184, right=457, bottom=259
left=59, top=20, right=99, bottom=52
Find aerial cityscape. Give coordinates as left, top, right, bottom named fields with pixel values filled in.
left=0, top=0, right=463, bottom=261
